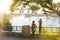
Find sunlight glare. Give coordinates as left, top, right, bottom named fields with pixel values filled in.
left=53, top=0, right=60, bottom=3
left=20, top=15, right=25, bottom=19
left=0, top=0, right=11, bottom=14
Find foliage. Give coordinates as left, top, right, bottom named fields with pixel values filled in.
left=2, top=13, right=12, bottom=31
left=9, top=0, right=60, bottom=17
left=9, top=0, right=52, bottom=12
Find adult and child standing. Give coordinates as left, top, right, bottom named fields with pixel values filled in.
left=31, top=19, right=42, bottom=37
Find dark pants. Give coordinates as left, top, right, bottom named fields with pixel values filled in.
left=32, top=29, right=35, bottom=37
left=39, top=27, right=42, bottom=34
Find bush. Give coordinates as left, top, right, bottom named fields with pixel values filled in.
left=2, top=13, right=12, bottom=31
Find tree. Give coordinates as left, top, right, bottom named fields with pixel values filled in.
left=2, top=13, right=12, bottom=31
left=9, top=0, right=60, bottom=17
left=9, top=0, right=52, bottom=13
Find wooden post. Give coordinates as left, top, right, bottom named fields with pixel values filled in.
left=22, top=25, right=30, bottom=37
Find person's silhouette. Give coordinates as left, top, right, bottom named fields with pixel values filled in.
left=31, top=21, right=36, bottom=37
left=38, top=19, right=42, bottom=34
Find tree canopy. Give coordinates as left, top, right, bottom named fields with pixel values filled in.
left=9, top=0, right=60, bottom=17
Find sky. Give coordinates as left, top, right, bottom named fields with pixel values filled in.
left=0, top=0, right=11, bottom=14
left=53, top=0, right=60, bottom=3
left=11, top=13, right=60, bottom=27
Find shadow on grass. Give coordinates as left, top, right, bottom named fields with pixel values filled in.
left=1, top=32, right=32, bottom=38
left=0, top=32, right=60, bottom=40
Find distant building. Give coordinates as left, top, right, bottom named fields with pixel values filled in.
left=0, top=21, right=2, bottom=31
left=0, top=23, right=2, bottom=27
left=0, top=19, right=2, bottom=27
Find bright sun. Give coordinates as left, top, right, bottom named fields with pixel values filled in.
left=0, top=0, right=11, bottom=14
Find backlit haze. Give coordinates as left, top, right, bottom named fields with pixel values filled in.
left=0, top=0, right=60, bottom=27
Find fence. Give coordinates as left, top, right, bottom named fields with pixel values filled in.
left=12, top=26, right=60, bottom=33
